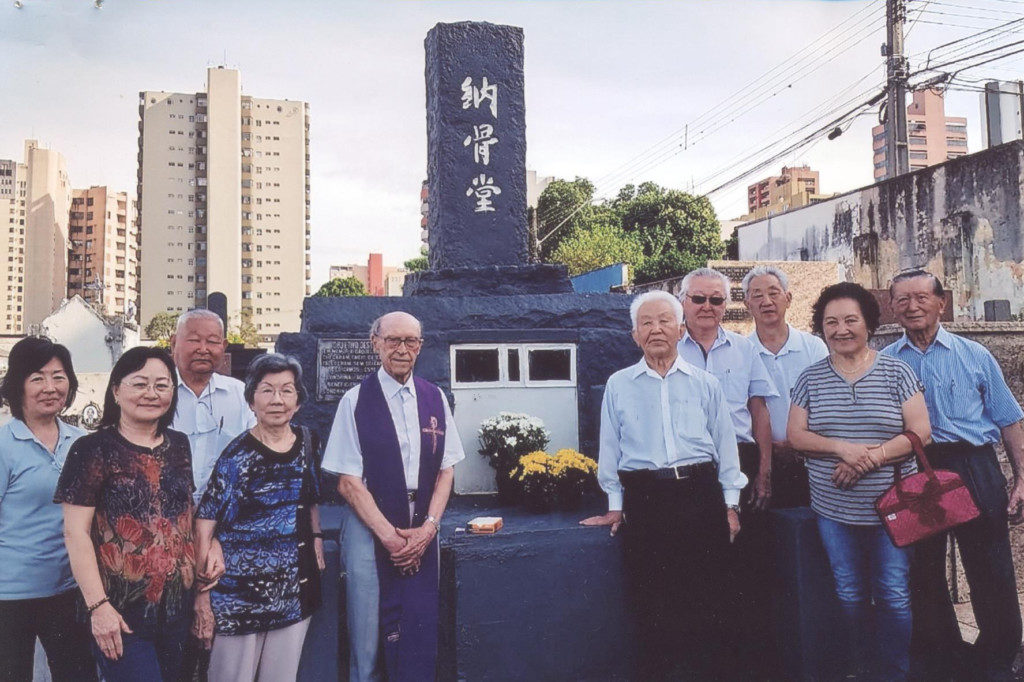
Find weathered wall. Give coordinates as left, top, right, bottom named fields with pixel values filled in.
left=739, top=141, right=1024, bottom=320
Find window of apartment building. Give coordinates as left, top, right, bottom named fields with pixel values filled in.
left=946, top=124, right=966, bottom=134
left=908, top=136, right=927, bottom=146
left=947, top=138, right=967, bottom=147
left=909, top=151, right=928, bottom=160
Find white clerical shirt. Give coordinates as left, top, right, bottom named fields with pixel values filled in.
left=598, top=356, right=747, bottom=511
left=322, top=367, right=465, bottom=489
left=172, top=372, right=256, bottom=504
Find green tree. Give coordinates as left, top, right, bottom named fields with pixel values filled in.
left=633, top=251, right=707, bottom=285
left=536, top=177, right=602, bottom=259
left=228, top=309, right=259, bottom=347
left=313, top=276, right=368, bottom=297
left=549, top=221, right=645, bottom=277
left=404, top=256, right=428, bottom=272
left=145, top=311, right=180, bottom=345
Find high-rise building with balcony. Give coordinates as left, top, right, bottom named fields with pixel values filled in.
left=745, top=165, right=824, bottom=220
left=68, top=187, right=139, bottom=320
left=138, top=67, right=310, bottom=345
left=872, top=89, right=968, bottom=181
left=0, top=140, right=72, bottom=334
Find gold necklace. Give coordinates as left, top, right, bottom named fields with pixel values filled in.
left=831, top=349, right=873, bottom=375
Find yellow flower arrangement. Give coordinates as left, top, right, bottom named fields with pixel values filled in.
left=509, top=448, right=599, bottom=511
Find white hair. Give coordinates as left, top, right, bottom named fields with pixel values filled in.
left=678, top=267, right=731, bottom=299
left=175, top=308, right=225, bottom=336
left=369, top=311, right=423, bottom=339
left=629, top=291, right=684, bottom=330
left=741, top=265, right=789, bottom=298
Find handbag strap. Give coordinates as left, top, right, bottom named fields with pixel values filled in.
left=891, top=430, right=934, bottom=483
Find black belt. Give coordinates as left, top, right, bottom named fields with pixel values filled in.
left=925, top=441, right=994, bottom=457
left=619, top=461, right=716, bottom=484
left=406, top=490, right=417, bottom=502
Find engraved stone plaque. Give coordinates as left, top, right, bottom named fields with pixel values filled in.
left=316, top=338, right=379, bottom=402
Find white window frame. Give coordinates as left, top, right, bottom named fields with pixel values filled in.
left=450, top=343, right=576, bottom=389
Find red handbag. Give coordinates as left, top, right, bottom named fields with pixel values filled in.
left=875, top=431, right=980, bottom=548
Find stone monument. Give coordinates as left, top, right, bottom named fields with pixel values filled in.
left=280, top=21, right=635, bottom=493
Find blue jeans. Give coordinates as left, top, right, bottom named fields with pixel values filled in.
left=340, top=503, right=382, bottom=682
left=817, top=515, right=913, bottom=680
left=91, top=615, right=188, bottom=682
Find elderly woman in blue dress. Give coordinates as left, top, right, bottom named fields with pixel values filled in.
left=192, top=353, right=325, bottom=682
left=0, top=337, right=97, bottom=681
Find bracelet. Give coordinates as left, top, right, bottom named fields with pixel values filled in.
left=87, top=597, right=109, bottom=613
left=426, top=515, right=441, bottom=533
left=312, top=532, right=324, bottom=539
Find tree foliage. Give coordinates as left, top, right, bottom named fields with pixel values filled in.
left=313, top=276, right=368, bottom=297
left=404, top=256, right=428, bottom=272
left=537, top=178, right=724, bottom=284
left=549, top=221, right=645, bottom=277
left=145, top=311, right=179, bottom=344
left=228, top=309, right=259, bottom=347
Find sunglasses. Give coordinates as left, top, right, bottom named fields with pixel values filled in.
left=686, top=294, right=727, bottom=306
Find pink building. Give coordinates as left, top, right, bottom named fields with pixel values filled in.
left=872, top=89, right=968, bottom=181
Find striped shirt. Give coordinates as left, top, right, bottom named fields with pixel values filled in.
left=791, top=354, right=922, bottom=525
left=881, top=325, right=1024, bottom=445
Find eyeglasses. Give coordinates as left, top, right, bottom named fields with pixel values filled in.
left=123, top=381, right=174, bottom=394
left=379, top=336, right=423, bottom=350
left=686, top=294, right=727, bottom=306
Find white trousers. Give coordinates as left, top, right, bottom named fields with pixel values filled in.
left=208, top=617, right=311, bottom=682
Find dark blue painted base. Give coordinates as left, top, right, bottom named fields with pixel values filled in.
left=403, top=263, right=573, bottom=297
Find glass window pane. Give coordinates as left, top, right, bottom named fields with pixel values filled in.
left=507, top=349, right=520, bottom=382
left=455, top=349, right=500, bottom=383
left=528, top=349, right=571, bottom=381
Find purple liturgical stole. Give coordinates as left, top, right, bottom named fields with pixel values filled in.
left=354, top=370, right=446, bottom=681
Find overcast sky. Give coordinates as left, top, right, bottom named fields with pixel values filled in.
left=2, top=0, right=1020, bottom=288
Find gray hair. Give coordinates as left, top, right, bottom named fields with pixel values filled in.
left=629, top=291, right=684, bottom=330
left=741, top=265, right=789, bottom=298
left=243, top=353, right=307, bottom=406
left=678, top=267, right=731, bottom=299
left=369, top=312, right=422, bottom=339
left=175, top=308, right=225, bottom=336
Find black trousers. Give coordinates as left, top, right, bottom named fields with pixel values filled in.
left=909, top=443, right=1022, bottom=682
left=621, top=465, right=731, bottom=680
left=0, top=588, right=97, bottom=682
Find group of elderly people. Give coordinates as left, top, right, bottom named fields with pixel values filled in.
left=584, top=267, right=1024, bottom=682
left=1, top=266, right=1022, bottom=682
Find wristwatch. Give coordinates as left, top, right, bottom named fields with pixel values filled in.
left=426, top=515, right=441, bottom=532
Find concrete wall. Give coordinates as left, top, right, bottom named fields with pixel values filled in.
left=738, top=140, right=1024, bottom=321
left=41, top=296, right=139, bottom=374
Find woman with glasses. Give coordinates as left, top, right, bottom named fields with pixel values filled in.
left=192, top=353, right=324, bottom=682
left=0, top=338, right=97, bottom=682
left=55, top=347, right=197, bottom=682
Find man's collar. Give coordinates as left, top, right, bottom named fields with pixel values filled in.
left=177, top=371, right=223, bottom=397
left=681, top=325, right=727, bottom=349
left=750, top=324, right=800, bottom=356
left=378, top=366, right=416, bottom=398
left=895, top=324, right=951, bottom=352
left=631, top=355, right=695, bottom=380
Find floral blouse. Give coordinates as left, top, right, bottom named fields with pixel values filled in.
left=54, top=426, right=196, bottom=625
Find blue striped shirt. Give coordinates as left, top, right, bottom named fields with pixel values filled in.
left=791, top=354, right=921, bottom=525
left=881, top=326, right=1024, bottom=445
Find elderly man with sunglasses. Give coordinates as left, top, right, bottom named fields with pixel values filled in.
left=676, top=266, right=779, bottom=679
left=322, top=311, right=464, bottom=682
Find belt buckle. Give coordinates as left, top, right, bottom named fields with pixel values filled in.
left=673, top=465, right=685, bottom=480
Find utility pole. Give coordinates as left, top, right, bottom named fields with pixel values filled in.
left=885, top=0, right=910, bottom=178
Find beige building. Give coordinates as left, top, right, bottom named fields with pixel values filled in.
left=873, top=89, right=968, bottom=181
left=0, top=141, right=71, bottom=334
left=68, top=187, right=139, bottom=320
left=138, top=67, right=310, bottom=345
left=744, top=165, right=829, bottom=221
left=328, top=253, right=407, bottom=296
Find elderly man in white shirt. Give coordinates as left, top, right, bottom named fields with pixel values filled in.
left=170, top=309, right=256, bottom=506
left=582, top=290, right=745, bottom=680
left=323, top=311, right=464, bottom=682
left=743, top=265, right=828, bottom=508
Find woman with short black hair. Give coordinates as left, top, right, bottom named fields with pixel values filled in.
left=193, top=353, right=324, bottom=682
left=0, top=337, right=97, bottom=682
left=789, top=282, right=932, bottom=680
left=56, top=346, right=198, bottom=682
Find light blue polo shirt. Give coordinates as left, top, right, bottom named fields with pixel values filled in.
left=748, top=325, right=829, bottom=442
left=0, top=418, right=84, bottom=599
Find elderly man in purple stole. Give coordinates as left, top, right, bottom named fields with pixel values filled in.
left=323, top=311, right=465, bottom=682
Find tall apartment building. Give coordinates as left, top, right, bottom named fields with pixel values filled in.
left=0, top=140, right=71, bottom=334
left=138, top=67, right=310, bottom=344
left=872, top=89, right=968, bottom=181
left=68, top=187, right=139, bottom=320
left=745, top=165, right=824, bottom=221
